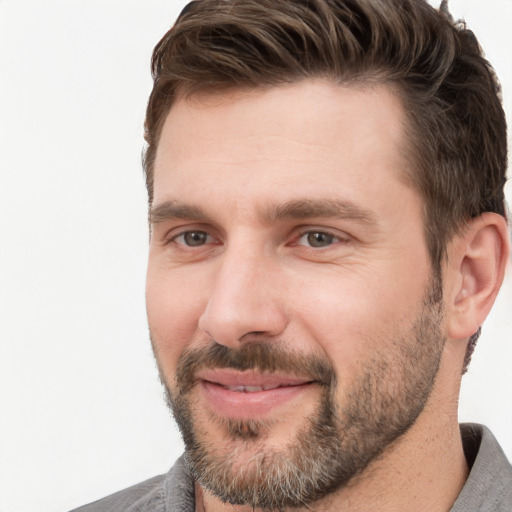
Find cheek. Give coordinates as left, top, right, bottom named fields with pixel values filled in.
left=146, top=262, right=208, bottom=377
left=289, top=263, right=429, bottom=376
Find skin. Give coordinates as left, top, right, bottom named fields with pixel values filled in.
left=146, top=80, right=509, bottom=511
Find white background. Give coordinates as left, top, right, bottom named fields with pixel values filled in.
left=0, top=1, right=511, bottom=511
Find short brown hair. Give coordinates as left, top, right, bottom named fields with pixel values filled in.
left=144, top=0, right=507, bottom=275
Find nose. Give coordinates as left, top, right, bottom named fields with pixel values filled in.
left=198, top=246, right=288, bottom=348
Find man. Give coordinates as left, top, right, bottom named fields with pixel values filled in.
left=73, top=0, right=511, bottom=510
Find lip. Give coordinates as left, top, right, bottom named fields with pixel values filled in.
left=197, top=369, right=316, bottom=419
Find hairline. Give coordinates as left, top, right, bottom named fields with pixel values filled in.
left=148, top=75, right=422, bottom=201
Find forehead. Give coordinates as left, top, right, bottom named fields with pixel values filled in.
left=152, top=80, right=412, bottom=213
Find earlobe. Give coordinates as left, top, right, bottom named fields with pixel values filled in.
left=447, top=212, right=510, bottom=340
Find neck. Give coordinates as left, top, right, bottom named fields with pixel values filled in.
left=318, top=410, right=468, bottom=512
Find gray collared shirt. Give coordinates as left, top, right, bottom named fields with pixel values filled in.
left=71, top=423, right=512, bottom=512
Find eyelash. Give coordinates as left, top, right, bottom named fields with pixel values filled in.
left=168, top=230, right=216, bottom=247
left=166, top=228, right=348, bottom=250
left=292, top=229, right=349, bottom=249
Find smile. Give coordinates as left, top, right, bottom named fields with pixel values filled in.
left=219, top=383, right=302, bottom=392
left=196, top=370, right=317, bottom=419
left=198, top=369, right=314, bottom=390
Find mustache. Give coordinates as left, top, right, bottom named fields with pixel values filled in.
left=175, top=342, right=336, bottom=393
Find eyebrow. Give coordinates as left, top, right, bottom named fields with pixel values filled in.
left=261, top=198, right=378, bottom=226
left=150, top=201, right=209, bottom=224
left=149, top=198, right=378, bottom=226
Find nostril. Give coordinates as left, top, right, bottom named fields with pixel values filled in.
left=238, top=331, right=277, bottom=344
left=197, top=286, right=289, bottom=347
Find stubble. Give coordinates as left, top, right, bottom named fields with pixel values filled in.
left=155, top=279, right=445, bottom=511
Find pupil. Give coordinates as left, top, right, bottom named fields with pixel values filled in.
left=308, top=232, right=334, bottom=247
left=184, top=231, right=207, bottom=246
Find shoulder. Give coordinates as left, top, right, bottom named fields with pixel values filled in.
left=69, top=456, right=194, bottom=512
left=451, top=423, right=512, bottom=512
left=70, top=474, right=166, bottom=512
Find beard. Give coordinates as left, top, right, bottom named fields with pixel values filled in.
left=155, top=279, right=445, bottom=511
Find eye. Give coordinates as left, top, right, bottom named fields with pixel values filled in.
left=172, top=230, right=213, bottom=247
left=295, top=231, right=342, bottom=248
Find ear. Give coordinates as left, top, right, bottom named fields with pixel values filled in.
left=446, top=212, right=510, bottom=340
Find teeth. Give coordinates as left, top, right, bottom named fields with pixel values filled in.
left=227, top=385, right=262, bottom=392
left=226, top=384, right=280, bottom=392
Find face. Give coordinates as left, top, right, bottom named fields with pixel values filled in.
left=146, top=81, right=445, bottom=510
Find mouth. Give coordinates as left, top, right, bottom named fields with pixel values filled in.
left=196, top=369, right=317, bottom=419
left=218, top=383, right=301, bottom=392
